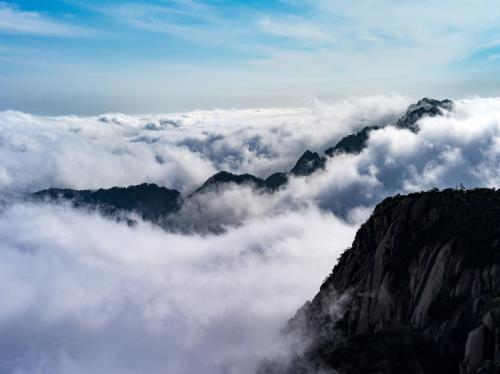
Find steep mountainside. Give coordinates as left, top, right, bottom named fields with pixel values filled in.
left=261, top=188, right=500, bottom=374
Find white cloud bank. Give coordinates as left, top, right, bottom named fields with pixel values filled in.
left=0, top=202, right=355, bottom=374
left=164, top=97, right=500, bottom=230
left=0, top=95, right=407, bottom=194
left=2, top=96, right=500, bottom=373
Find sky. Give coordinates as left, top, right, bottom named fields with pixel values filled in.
left=2, top=0, right=500, bottom=114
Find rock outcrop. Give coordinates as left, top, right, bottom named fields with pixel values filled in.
left=396, top=98, right=453, bottom=132
left=324, top=126, right=380, bottom=156
left=290, top=151, right=327, bottom=177
left=261, top=188, right=500, bottom=374
left=284, top=98, right=453, bottom=182
left=323, top=98, right=452, bottom=158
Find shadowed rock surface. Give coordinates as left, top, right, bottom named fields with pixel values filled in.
left=265, top=172, right=289, bottom=190
left=396, top=98, right=453, bottom=132
left=193, top=170, right=290, bottom=195
left=193, top=171, right=268, bottom=194
left=32, top=183, right=181, bottom=222
left=290, top=150, right=327, bottom=177
left=323, top=98, right=452, bottom=158
left=298, top=98, right=452, bottom=175
left=260, top=188, right=500, bottom=374
left=324, top=126, right=380, bottom=156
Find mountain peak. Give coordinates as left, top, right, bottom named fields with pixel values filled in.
left=396, top=98, right=453, bottom=131
left=325, top=126, right=380, bottom=156
left=193, top=171, right=267, bottom=194
left=290, top=150, right=326, bottom=176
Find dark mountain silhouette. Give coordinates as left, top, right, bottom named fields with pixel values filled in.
left=265, top=172, right=289, bottom=191
left=260, top=188, right=500, bottom=374
left=32, top=183, right=181, bottom=222
left=191, top=170, right=290, bottom=195
left=290, top=150, right=327, bottom=177
left=324, top=126, right=380, bottom=156
left=193, top=171, right=268, bottom=194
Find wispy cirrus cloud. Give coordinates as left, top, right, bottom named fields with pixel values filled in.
left=269, top=0, right=500, bottom=58
left=258, top=16, right=333, bottom=44
left=71, top=0, right=229, bottom=43
left=0, top=2, right=98, bottom=38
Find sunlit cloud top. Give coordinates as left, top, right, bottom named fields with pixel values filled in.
left=1, top=0, right=500, bottom=114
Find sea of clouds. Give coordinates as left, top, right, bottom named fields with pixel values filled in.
left=0, top=95, right=406, bottom=195
left=2, top=96, right=500, bottom=373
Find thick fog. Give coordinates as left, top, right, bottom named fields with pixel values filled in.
left=0, top=202, right=355, bottom=374
left=2, top=96, right=500, bottom=373
left=0, top=96, right=406, bottom=194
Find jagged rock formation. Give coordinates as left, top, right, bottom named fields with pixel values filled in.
left=193, top=171, right=268, bottom=194
left=261, top=188, right=500, bottom=374
left=396, top=98, right=453, bottom=132
left=322, top=98, right=451, bottom=158
left=32, top=183, right=181, bottom=222
left=311, top=98, right=451, bottom=171
left=290, top=151, right=327, bottom=177
left=324, top=126, right=380, bottom=156
left=193, top=170, right=289, bottom=195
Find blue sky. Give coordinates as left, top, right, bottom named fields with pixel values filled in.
left=1, top=0, right=500, bottom=114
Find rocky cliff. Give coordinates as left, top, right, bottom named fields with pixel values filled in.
left=261, top=188, right=500, bottom=374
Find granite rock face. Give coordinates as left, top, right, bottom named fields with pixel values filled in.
left=262, top=189, right=500, bottom=374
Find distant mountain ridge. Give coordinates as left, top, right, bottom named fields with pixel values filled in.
left=31, top=98, right=453, bottom=226
left=31, top=183, right=181, bottom=223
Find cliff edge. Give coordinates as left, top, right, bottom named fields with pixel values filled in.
left=262, top=188, right=500, bottom=374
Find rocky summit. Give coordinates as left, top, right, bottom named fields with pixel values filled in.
left=261, top=188, right=500, bottom=374
left=396, top=98, right=453, bottom=132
